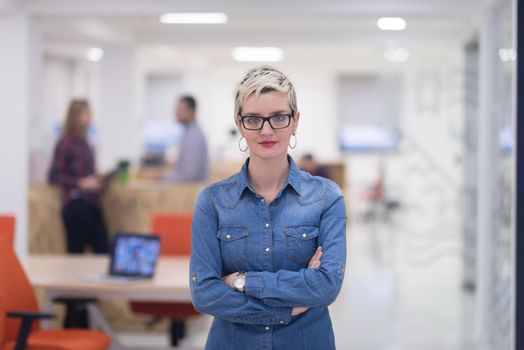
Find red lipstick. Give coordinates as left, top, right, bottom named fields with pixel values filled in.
left=259, top=141, right=277, bottom=148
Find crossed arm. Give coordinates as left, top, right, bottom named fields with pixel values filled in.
left=221, top=246, right=324, bottom=316
left=190, top=190, right=346, bottom=325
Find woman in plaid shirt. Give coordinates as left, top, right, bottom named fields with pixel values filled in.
left=49, top=99, right=109, bottom=254
left=49, top=99, right=109, bottom=327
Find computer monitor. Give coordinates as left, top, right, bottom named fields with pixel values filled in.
left=109, top=233, right=161, bottom=279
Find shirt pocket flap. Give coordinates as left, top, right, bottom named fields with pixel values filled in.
left=285, top=225, right=319, bottom=240
left=217, top=227, right=249, bottom=241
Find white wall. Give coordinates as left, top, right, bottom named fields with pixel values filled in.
left=36, top=45, right=463, bottom=177
left=0, top=14, right=39, bottom=254
left=96, top=46, right=141, bottom=171
left=135, top=46, right=463, bottom=167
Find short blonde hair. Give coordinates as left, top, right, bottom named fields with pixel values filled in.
left=234, top=65, right=297, bottom=118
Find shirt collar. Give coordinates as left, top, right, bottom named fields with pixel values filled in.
left=235, top=155, right=302, bottom=201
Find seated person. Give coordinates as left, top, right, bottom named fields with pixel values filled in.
left=299, top=153, right=333, bottom=180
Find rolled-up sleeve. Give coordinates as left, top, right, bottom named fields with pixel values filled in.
left=190, top=188, right=293, bottom=325
left=244, top=189, right=347, bottom=308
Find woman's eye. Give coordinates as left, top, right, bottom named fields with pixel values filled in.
left=246, top=117, right=260, bottom=124
left=272, top=115, right=286, bottom=122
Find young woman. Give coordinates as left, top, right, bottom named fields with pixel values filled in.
left=49, top=100, right=109, bottom=328
left=190, top=66, right=347, bottom=349
left=49, top=99, right=109, bottom=254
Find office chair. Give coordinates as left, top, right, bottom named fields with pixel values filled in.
left=130, top=213, right=199, bottom=346
left=0, top=243, right=111, bottom=350
left=0, top=215, right=15, bottom=248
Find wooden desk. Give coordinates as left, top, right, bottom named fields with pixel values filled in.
left=21, top=255, right=192, bottom=350
left=21, top=255, right=191, bottom=302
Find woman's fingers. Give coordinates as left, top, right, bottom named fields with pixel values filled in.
left=308, top=246, right=323, bottom=268
left=291, top=307, right=309, bottom=316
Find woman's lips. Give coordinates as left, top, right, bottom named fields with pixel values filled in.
left=259, top=141, right=277, bottom=148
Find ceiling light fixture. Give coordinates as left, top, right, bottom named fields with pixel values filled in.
left=85, top=47, right=104, bottom=62
left=232, top=47, right=284, bottom=62
left=377, top=17, right=407, bottom=31
left=160, top=12, right=228, bottom=24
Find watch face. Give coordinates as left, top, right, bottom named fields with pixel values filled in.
left=234, top=275, right=245, bottom=290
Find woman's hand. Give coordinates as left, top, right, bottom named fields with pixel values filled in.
left=308, top=246, right=322, bottom=269
left=291, top=307, right=309, bottom=316
left=78, top=175, right=102, bottom=193
left=291, top=246, right=323, bottom=316
left=222, top=272, right=238, bottom=288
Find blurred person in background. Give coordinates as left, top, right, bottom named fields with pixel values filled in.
left=164, top=95, right=209, bottom=182
left=190, top=65, right=347, bottom=349
left=299, top=152, right=333, bottom=180
left=48, top=99, right=108, bottom=327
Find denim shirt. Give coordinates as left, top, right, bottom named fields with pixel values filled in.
left=190, top=156, right=347, bottom=350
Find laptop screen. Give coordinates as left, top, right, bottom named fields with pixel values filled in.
left=109, top=233, right=161, bottom=278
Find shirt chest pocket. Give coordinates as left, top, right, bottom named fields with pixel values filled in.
left=217, top=227, right=249, bottom=270
left=285, top=225, right=319, bottom=267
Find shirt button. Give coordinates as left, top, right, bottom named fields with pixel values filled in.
left=265, top=326, right=270, bottom=331
left=226, top=234, right=231, bottom=239
left=280, top=321, right=284, bottom=324
left=265, top=248, right=270, bottom=252
left=302, top=233, right=307, bottom=238
left=261, top=198, right=265, bottom=202
left=192, top=276, right=196, bottom=281
left=265, top=223, right=270, bottom=228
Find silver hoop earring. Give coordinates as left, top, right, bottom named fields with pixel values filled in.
left=289, top=134, right=297, bottom=149
left=238, top=136, right=248, bottom=152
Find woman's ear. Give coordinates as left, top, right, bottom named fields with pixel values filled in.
left=234, top=117, right=244, bottom=137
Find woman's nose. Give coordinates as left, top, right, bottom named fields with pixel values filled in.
left=260, top=120, right=274, bottom=135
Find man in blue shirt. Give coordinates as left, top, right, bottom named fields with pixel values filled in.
left=165, top=95, right=209, bottom=182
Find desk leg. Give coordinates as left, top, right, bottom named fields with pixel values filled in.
left=86, top=303, right=126, bottom=350
left=41, top=291, right=55, bottom=329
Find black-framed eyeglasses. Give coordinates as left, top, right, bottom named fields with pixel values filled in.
left=238, top=113, right=294, bottom=131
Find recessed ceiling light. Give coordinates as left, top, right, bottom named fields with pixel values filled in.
left=377, top=17, right=407, bottom=31
left=384, top=48, right=409, bottom=62
left=85, top=47, right=103, bottom=62
left=232, top=47, right=283, bottom=62
left=160, top=12, right=228, bottom=24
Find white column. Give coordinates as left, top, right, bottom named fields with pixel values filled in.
left=476, top=6, right=497, bottom=348
left=0, top=13, right=40, bottom=254
left=95, top=46, right=141, bottom=171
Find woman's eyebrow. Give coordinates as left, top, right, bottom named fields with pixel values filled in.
left=242, top=110, right=289, bottom=116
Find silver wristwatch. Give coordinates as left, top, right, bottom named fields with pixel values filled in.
left=233, top=272, right=246, bottom=293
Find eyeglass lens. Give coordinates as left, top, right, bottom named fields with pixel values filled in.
left=241, top=114, right=291, bottom=130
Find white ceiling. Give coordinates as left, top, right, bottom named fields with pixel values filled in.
left=11, top=0, right=486, bottom=54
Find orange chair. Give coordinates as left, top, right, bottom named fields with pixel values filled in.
left=0, top=243, right=111, bottom=350
left=0, top=215, right=15, bottom=248
left=130, top=213, right=198, bottom=346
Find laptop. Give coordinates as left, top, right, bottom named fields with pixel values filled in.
left=83, top=233, right=161, bottom=283
left=109, top=233, right=161, bottom=279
